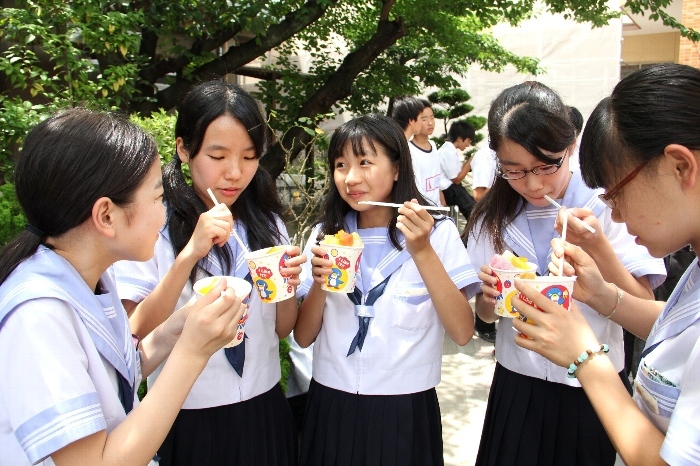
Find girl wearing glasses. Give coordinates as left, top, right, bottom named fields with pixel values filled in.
left=514, top=63, right=700, bottom=466
left=465, top=81, right=666, bottom=466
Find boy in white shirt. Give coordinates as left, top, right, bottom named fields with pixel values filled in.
left=438, top=120, right=476, bottom=220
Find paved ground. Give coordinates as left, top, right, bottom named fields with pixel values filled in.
left=438, top=331, right=496, bottom=466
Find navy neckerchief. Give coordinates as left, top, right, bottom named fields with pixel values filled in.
left=346, top=274, right=392, bottom=356
left=342, top=211, right=417, bottom=355
left=643, top=257, right=700, bottom=359
left=504, top=171, right=605, bottom=275
left=0, top=246, right=136, bottom=414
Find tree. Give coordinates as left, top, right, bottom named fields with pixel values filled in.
left=1, top=0, right=697, bottom=179
left=428, top=88, right=486, bottom=148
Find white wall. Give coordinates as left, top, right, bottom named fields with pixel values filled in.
left=453, top=4, right=623, bottom=140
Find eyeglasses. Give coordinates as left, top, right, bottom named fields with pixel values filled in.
left=497, top=156, right=565, bottom=180
left=598, top=158, right=651, bottom=209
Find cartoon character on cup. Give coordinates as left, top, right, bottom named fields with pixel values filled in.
left=327, top=267, right=345, bottom=289
left=544, top=285, right=570, bottom=308
left=256, top=279, right=274, bottom=301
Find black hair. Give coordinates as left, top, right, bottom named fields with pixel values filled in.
left=0, top=108, right=158, bottom=285
left=419, top=98, right=432, bottom=109
left=318, top=113, right=439, bottom=250
left=164, top=80, right=284, bottom=283
left=580, top=63, right=700, bottom=190
left=568, top=106, right=584, bottom=134
left=390, top=95, right=425, bottom=131
left=466, top=81, right=576, bottom=253
left=447, top=120, right=475, bottom=143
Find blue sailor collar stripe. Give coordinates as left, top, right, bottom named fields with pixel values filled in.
left=344, top=211, right=411, bottom=293
left=646, top=258, right=700, bottom=350
left=0, top=247, right=135, bottom=387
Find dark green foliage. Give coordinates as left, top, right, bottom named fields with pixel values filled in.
left=279, top=336, right=292, bottom=393
left=0, top=183, right=26, bottom=247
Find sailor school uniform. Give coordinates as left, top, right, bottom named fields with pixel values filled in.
left=297, top=211, right=480, bottom=395
left=0, top=246, right=140, bottom=466
left=633, top=258, right=700, bottom=466
left=114, top=216, right=288, bottom=408
left=468, top=170, right=666, bottom=385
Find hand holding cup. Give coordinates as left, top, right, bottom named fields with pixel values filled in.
left=179, top=278, right=247, bottom=359
left=478, top=264, right=500, bottom=305
left=512, top=279, right=600, bottom=368
left=549, top=238, right=608, bottom=308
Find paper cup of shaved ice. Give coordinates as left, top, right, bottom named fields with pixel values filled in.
left=489, top=251, right=538, bottom=318
left=244, top=245, right=296, bottom=304
left=319, top=230, right=364, bottom=293
left=515, top=275, right=576, bottom=338
left=193, top=276, right=252, bottom=347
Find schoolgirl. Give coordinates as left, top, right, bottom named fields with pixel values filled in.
left=466, top=81, right=666, bottom=465
left=513, top=62, right=700, bottom=466
left=0, top=108, right=244, bottom=465
left=114, top=81, right=305, bottom=465
left=294, top=114, right=480, bottom=466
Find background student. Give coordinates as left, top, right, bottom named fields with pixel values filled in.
left=438, top=120, right=477, bottom=221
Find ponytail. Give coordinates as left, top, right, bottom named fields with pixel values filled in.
left=0, top=231, right=43, bottom=285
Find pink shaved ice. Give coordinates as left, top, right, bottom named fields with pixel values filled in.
left=489, top=255, right=517, bottom=271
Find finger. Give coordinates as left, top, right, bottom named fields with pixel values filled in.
left=284, top=245, right=301, bottom=257
left=512, top=318, right=540, bottom=347
left=547, top=260, right=575, bottom=277
left=202, top=285, right=240, bottom=320
left=311, top=245, right=329, bottom=257
left=396, top=215, right=418, bottom=235
left=285, top=254, right=308, bottom=268
left=192, top=279, right=227, bottom=310
left=398, top=201, right=426, bottom=223
left=395, top=219, right=410, bottom=238
left=478, top=270, right=498, bottom=287
left=280, top=266, right=303, bottom=278
left=513, top=279, right=560, bottom=316
left=510, top=293, right=543, bottom=326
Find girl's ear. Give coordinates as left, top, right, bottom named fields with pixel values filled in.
left=665, top=144, right=698, bottom=190
left=176, top=137, right=189, bottom=164
left=91, top=197, right=117, bottom=238
left=393, top=164, right=399, bottom=181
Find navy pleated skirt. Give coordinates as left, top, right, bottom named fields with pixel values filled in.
left=158, top=383, right=297, bottom=466
left=476, top=363, right=630, bottom=466
left=299, top=379, right=444, bottom=466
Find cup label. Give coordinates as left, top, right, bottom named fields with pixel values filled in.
left=247, top=259, right=293, bottom=303
left=320, top=244, right=362, bottom=293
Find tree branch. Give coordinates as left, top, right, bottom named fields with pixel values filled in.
left=262, top=15, right=405, bottom=178
left=145, top=0, right=340, bottom=112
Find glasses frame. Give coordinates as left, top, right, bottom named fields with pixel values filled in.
left=497, top=155, right=565, bottom=180
left=598, top=158, right=651, bottom=209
